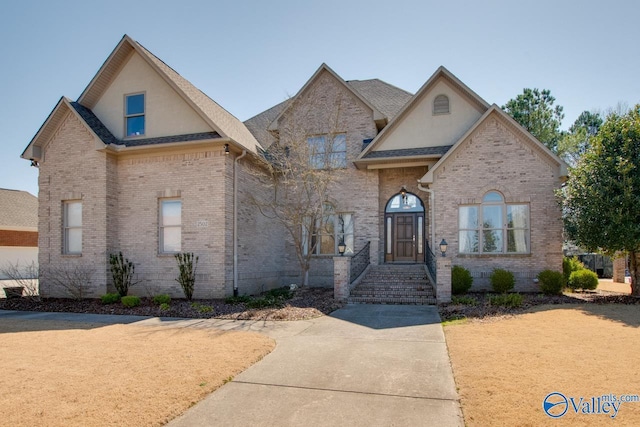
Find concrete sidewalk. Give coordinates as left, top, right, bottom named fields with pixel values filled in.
left=0, top=305, right=463, bottom=426
left=168, top=304, right=463, bottom=427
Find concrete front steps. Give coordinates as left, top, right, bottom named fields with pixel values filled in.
left=348, top=264, right=436, bottom=305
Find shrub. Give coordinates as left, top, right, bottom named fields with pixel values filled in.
left=451, top=295, right=477, bottom=306
left=568, top=269, right=599, bottom=291
left=225, top=295, right=251, bottom=304
left=537, top=270, right=565, bottom=295
left=490, top=268, right=515, bottom=293
left=40, top=263, right=95, bottom=300
left=190, top=302, right=213, bottom=313
left=265, top=287, right=293, bottom=300
left=100, top=293, right=121, bottom=304
left=121, top=295, right=141, bottom=308
left=489, top=293, right=523, bottom=308
left=563, top=256, right=585, bottom=284
left=0, top=261, right=39, bottom=297
left=452, top=265, right=473, bottom=295
left=152, top=294, right=171, bottom=305
left=109, top=252, right=138, bottom=297
left=159, top=302, right=170, bottom=311
left=175, top=252, right=199, bottom=300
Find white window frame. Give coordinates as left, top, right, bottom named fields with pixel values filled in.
left=159, top=199, right=182, bottom=254
left=63, top=200, right=82, bottom=255
left=125, top=92, right=145, bottom=137
left=458, top=191, right=530, bottom=254
left=307, top=133, right=347, bottom=169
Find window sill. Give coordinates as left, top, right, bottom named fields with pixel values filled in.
left=457, top=253, right=531, bottom=258
left=62, top=254, right=82, bottom=257
left=157, top=252, right=179, bottom=257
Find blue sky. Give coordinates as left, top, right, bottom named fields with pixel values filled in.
left=1, top=0, right=638, bottom=197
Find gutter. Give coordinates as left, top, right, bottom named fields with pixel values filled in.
left=233, top=149, right=248, bottom=296
left=417, top=182, right=435, bottom=251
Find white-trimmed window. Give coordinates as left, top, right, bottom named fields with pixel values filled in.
left=308, top=133, right=347, bottom=169
left=159, top=199, right=181, bottom=253
left=459, top=191, right=529, bottom=254
left=125, top=93, right=145, bottom=137
left=433, top=94, right=450, bottom=115
left=63, top=200, right=82, bottom=255
left=303, top=204, right=354, bottom=255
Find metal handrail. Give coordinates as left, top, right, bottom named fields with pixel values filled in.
left=350, top=241, right=370, bottom=283
left=425, top=239, right=437, bottom=283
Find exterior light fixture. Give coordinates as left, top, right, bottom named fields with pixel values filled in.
left=224, top=144, right=230, bottom=155
left=400, top=186, right=407, bottom=204
left=338, top=240, right=347, bottom=256
left=439, top=239, right=448, bottom=257
left=29, top=159, right=39, bottom=168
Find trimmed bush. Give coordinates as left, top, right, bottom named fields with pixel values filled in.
left=225, top=295, right=251, bottom=304
left=490, top=268, right=515, bottom=293
left=489, top=293, right=523, bottom=308
left=452, top=265, right=473, bottom=295
left=175, top=252, right=198, bottom=300
left=537, top=270, right=565, bottom=295
left=563, top=256, right=584, bottom=284
left=152, top=294, right=171, bottom=305
left=109, top=252, right=138, bottom=297
left=159, top=302, right=170, bottom=311
left=100, top=293, right=121, bottom=305
left=121, top=295, right=141, bottom=308
left=568, top=269, right=599, bottom=291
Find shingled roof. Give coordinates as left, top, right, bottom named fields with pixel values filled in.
left=244, top=77, right=413, bottom=147
left=0, top=189, right=37, bottom=230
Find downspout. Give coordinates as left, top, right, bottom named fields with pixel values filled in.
left=417, top=182, right=435, bottom=251
left=233, top=149, right=247, bottom=297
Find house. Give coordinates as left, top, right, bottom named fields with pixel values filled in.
left=22, top=35, right=567, bottom=301
left=0, top=189, right=38, bottom=278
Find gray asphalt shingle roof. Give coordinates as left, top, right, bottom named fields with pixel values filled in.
left=0, top=189, right=38, bottom=229
left=361, top=145, right=453, bottom=159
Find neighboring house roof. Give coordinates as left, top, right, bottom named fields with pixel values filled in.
left=419, top=105, right=569, bottom=184
left=23, top=35, right=259, bottom=160
left=0, top=189, right=38, bottom=230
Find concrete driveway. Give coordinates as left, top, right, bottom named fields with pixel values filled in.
left=168, top=304, right=463, bottom=427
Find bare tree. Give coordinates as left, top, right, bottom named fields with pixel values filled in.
left=40, top=263, right=96, bottom=299
left=1, top=261, right=39, bottom=297
left=248, top=90, right=349, bottom=286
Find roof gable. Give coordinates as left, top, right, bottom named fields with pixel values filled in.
left=77, top=35, right=260, bottom=153
left=420, top=105, right=569, bottom=184
left=267, top=64, right=387, bottom=133
left=357, top=66, right=490, bottom=160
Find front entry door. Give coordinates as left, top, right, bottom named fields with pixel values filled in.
left=394, top=214, right=416, bottom=262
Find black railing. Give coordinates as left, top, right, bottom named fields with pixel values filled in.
left=425, top=240, right=437, bottom=283
left=350, top=241, right=370, bottom=283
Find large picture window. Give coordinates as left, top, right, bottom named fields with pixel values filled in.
left=159, top=199, right=181, bottom=253
left=459, top=191, right=529, bottom=254
left=308, top=133, right=347, bottom=169
left=63, top=200, right=82, bottom=255
left=125, top=93, right=145, bottom=137
left=303, top=204, right=354, bottom=255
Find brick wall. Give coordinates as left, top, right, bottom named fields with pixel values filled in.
left=431, top=114, right=564, bottom=292
left=0, top=230, right=38, bottom=247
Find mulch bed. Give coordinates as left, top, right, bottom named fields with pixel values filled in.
left=0, top=287, right=344, bottom=321
left=439, top=291, right=640, bottom=322
left=2, top=287, right=638, bottom=322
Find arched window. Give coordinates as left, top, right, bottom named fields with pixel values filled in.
left=459, top=191, right=529, bottom=254
left=433, top=94, right=450, bottom=115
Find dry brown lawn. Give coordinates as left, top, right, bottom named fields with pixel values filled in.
left=0, top=320, right=274, bottom=426
left=445, top=304, right=640, bottom=426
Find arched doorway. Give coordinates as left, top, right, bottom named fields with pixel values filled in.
left=385, top=192, right=425, bottom=263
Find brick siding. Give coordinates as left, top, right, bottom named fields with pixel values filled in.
left=0, top=230, right=38, bottom=247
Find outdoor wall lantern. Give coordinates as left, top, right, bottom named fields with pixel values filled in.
left=400, top=186, right=407, bottom=204
left=224, top=143, right=230, bottom=155
left=439, top=239, right=448, bottom=257
left=338, top=240, right=347, bottom=256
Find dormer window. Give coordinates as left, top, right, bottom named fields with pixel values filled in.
left=125, top=93, right=145, bottom=137
left=433, top=94, right=449, bottom=115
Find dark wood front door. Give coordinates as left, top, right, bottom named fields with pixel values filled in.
left=394, top=214, right=416, bottom=262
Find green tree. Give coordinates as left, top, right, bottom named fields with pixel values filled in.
left=560, top=105, right=640, bottom=295
left=558, top=111, right=603, bottom=166
left=502, top=88, right=565, bottom=152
